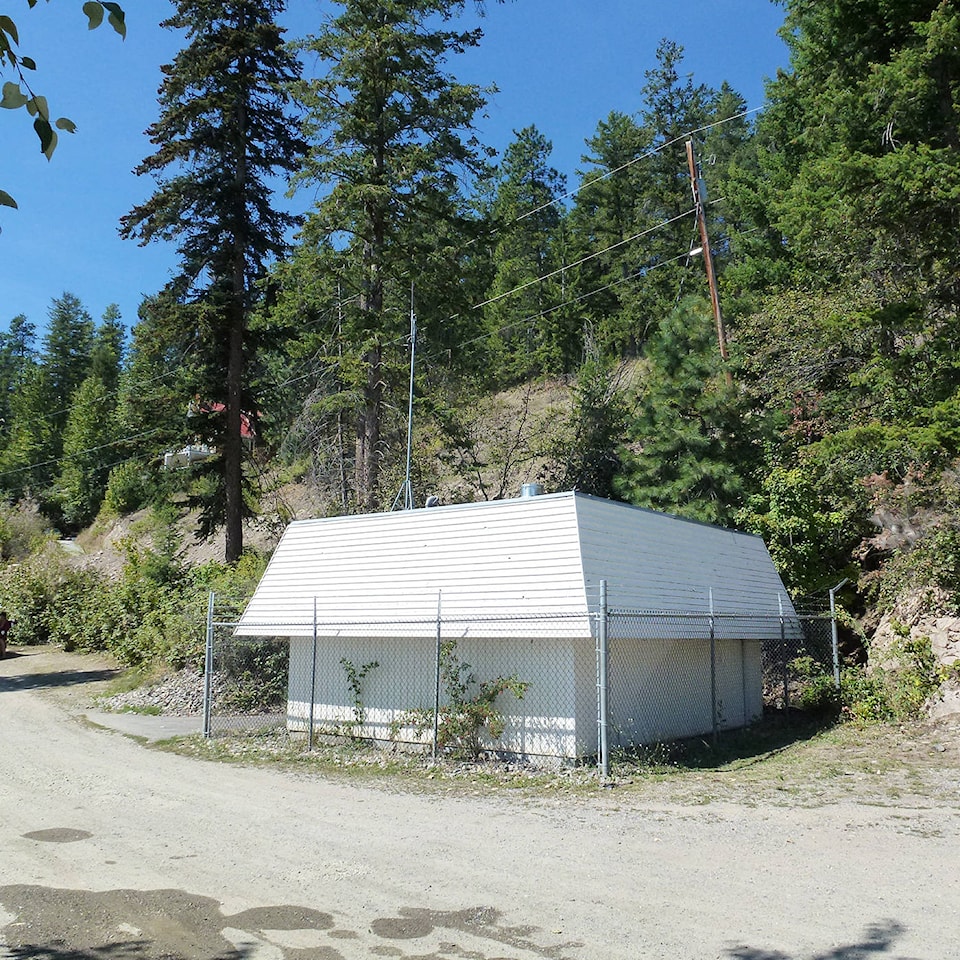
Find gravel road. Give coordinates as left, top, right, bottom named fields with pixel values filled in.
left=1, top=646, right=959, bottom=960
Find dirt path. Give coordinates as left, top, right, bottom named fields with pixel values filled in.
left=1, top=647, right=959, bottom=960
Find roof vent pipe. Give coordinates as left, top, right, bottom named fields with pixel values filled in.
left=520, top=482, right=544, bottom=498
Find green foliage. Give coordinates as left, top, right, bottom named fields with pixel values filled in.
left=217, top=638, right=288, bottom=713
left=0, top=499, right=50, bottom=560
left=0, top=2, right=125, bottom=206
left=547, top=338, right=628, bottom=498
left=839, top=632, right=946, bottom=724
left=738, top=465, right=857, bottom=596
left=790, top=655, right=840, bottom=716
left=433, top=639, right=530, bottom=759
left=482, top=125, right=572, bottom=380
left=0, top=507, right=268, bottom=670
left=340, top=657, right=379, bottom=727
left=614, top=299, right=754, bottom=525
left=860, top=469, right=960, bottom=614
left=0, top=549, right=62, bottom=645
left=100, top=461, right=151, bottom=517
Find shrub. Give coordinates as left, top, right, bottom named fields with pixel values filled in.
left=790, top=655, right=840, bottom=716
left=101, top=462, right=152, bottom=517
left=838, top=632, right=945, bottom=724
left=0, top=500, right=52, bottom=561
left=434, top=640, right=530, bottom=759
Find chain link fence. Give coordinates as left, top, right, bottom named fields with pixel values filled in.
left=203, top=594, right=839, bottom=767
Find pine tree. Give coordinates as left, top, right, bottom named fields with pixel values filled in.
left=40, top=292, right=95, bottom=437
left=614, top=298, right=755, bottom=526
left=121, top=0, right=305, bottom=562
left=483, top=125, right=572, bottom=380
left=54, top=373, right=119, bottom=529
left=290, top=0, right=491, bottom=510
left=0, top=314, right=37, bottom=447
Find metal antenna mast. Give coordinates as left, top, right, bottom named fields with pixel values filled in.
left=392, top=284, right=417, bottom=510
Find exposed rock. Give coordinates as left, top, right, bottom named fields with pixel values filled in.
left=869, top=587, right=960, bottom=718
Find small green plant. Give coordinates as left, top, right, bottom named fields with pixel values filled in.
left=791, top=655, right=841, bottom=716
left=340, top=657, right=379, bottom=727
left=218, top=638, right=289, bottom=712
left=432, top=639, right=530, bottom=759
left=837, top=631, right=945, bottom=724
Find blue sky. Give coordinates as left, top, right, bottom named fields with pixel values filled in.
left=0, top=0, right=789, bottom=338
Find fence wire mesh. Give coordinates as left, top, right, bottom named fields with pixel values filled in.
left=204, top=599, right=838, bottom=763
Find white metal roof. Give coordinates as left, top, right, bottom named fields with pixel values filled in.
left=236, top=491, right=794, bottom=638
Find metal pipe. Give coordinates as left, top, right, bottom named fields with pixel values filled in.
left=829, top=578, right=849, bottom=691
left=433, top=590, right=442, bottom=760
left=709, top=588, right=717, bottom=746
left=202, top=591, right=215, bottom=738
left=598, top=580, right=609, bottom=779
left=779, top=594, right=788, bottom=712
left=308, top=597, right=318, bottom=751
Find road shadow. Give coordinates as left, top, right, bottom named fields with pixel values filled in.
left=0, top=886, right=577, bottom=959
left=0, top=667, right=118, bottom=693
left=725, top=919, right=910, bottom=959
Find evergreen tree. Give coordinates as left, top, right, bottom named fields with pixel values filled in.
left=40, top=292, right=95, bottom=438
left=54, top=373, right=118, bottom=529
left=0, top=364, right=53, bottom=502
left=0, top=314, right=37, bottom=445
left=90, top=304, right=125, bottom=396
left=567, top=111, right=650, bottom=354
left=567, top=42, right=750, bottom=357
left=614, top=298, right=755, bottom=525
left=483, top=125, right=572, bottom=380
left=121, top=0, right=306, bottom=562
left=290, top=0, right=491, bottom=510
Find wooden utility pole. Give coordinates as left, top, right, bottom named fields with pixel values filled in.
left=685, top=140, right=730, bottom=375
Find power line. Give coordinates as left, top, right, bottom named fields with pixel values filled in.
left=467, top=207, right=697, bottom=314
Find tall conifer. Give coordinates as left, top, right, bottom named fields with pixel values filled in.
left=121, top=0, right=305, bottom=562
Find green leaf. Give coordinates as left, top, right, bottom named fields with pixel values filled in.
left=0, top=189, right=18, bottom=209
left=55, top=116, right=77, bottom=133
left=83, top=2, right=104, bottom=30
left=26, top=94, right=49, bottom=119
left=0, top=81, right=28, bottom=110
left=0, top=16, right=19, bottom=46
left=33, top=116, right=57, bottom=159
left=20, top=56, right=37, bottom=71
left=102, top=3, right=127, bottom=40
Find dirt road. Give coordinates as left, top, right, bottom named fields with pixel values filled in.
left=1, top=647, right=959, bottom=960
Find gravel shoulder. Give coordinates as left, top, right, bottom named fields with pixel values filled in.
left=2, top=645, right=959, bottom=960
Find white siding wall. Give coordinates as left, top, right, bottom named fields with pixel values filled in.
left=287, top=634, right=584, bottom=758
left=606, top=638, right=763, bottom=746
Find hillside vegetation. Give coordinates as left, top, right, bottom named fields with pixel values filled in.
left=1, top=2, right=959, bottom=718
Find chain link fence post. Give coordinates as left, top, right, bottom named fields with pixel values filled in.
left=829, top=579, right=848, bottom=691
left=779, top=594, right=789, bottom=711
left=709, top=589, right=718, bottom=746
left=598, top=579, right=609, bottom=779
left=308, top=597, right=317, bottom=751
left=433, top=590, right=442, bottom=760
left=203, top=591, right=215, bottom=738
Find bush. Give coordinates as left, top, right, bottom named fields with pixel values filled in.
left=838, top=632, right=945, bottom=724
left=0, top=500, right=52, bottom=561
left=790, top=655, right=841, bottom=716
left=101, top=462, right=152, bottom=517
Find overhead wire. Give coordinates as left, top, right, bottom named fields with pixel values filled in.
left=0, top=107, right=752, bottom=486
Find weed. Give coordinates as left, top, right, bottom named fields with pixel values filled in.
left=340, top=657, right=379, bottom=727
